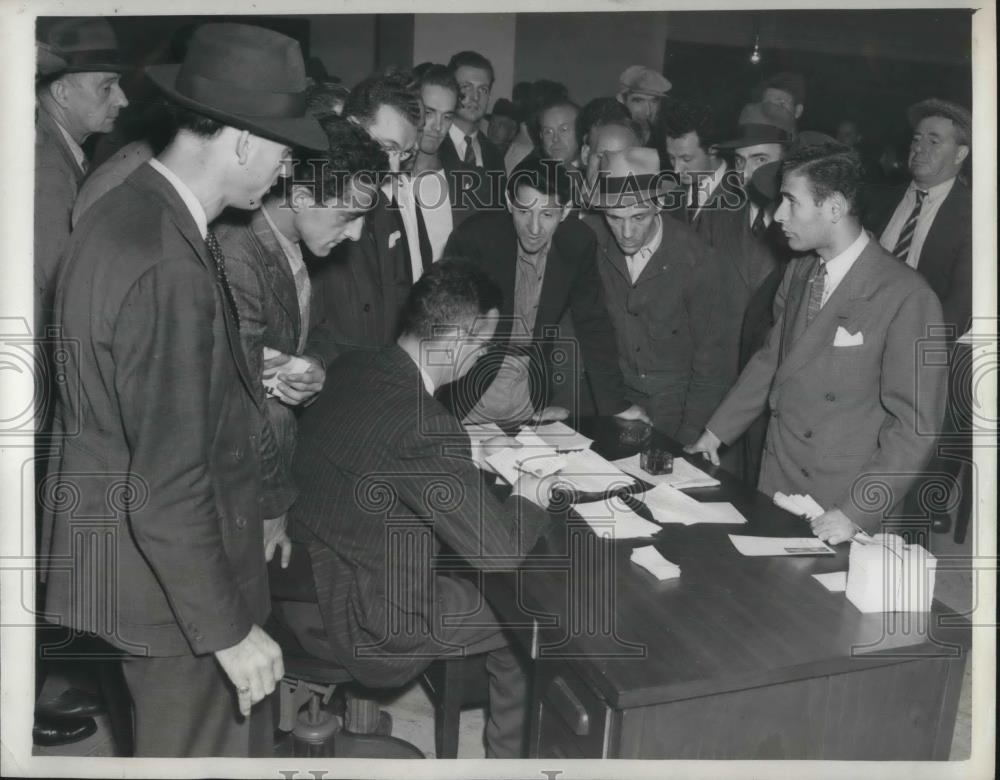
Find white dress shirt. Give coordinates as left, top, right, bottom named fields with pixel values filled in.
left=148, top=158, right=208, bottom=239
left=55, top=120, right=87, bottom=173
left=448, top=123, right=483, bottom=167
left=878, top=177, right=956, bottom=269
left=748, top=202, right=773, bottom=231
left=690, top=161, right=728, bottom=218
left=383, top=175, right=424, bottom=283
left=412, top=169, right=454, bottom=264
left=261, top=206, right=311, bottom=353
left=625, top=214, right=664, bottom=284
left=820, top=229, right=870, bottom=307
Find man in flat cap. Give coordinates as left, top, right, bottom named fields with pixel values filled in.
left=757, top=71, right=806, bottom=121
left=41, top=22, right=327, bottom=757
left=617, top=65, right=671, bottom=145
left=867, top=98, right=972, bottom=535
left=34, top=17, right=129, bottom=339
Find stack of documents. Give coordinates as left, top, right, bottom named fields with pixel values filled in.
left=728, top=534, right=835, bottom=556
left=614, top=454, right=720, bottom=489
left=572, top=497, right=661, bottom=539
left=530, top=421, right=593, bottom=452
left=773, top=492, right=825, bottom=520
left=640, top=484, right=746, bottom=526
left=559, top=449, right=636, bottom=494
left=484, top=428, right=567, bottom=484
left=630, top=546, right=681, bottom=581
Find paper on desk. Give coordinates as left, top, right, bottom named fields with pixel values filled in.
left=530, top=421, right=593, bottom=452
left=464, top=422, right=506, bottom=467
left=773, top=492, right=825, bottom=520
left=630, top=545, right=681, bottom=581
left=639, top=485, right=746, bottom=526
left=559, top=449, right=636, bottom=494
left=613, top=454, right=720, bottom=489
left=728, top=535, right=835, bottom=556
left=812, top=571, right=848, bottom=592
left=572, top=497, right=661, bottom=539
left=485, top=445, right=566, bottom=484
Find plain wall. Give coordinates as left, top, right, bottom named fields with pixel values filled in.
left=514, top=12, right=670, bottom=105
left=414, top=13, right=516, bottom=111
left=309, top=14, right=377, bottom=85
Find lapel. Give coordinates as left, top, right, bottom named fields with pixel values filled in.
left=775, top=241, right=879, bottom=387
left=37, top=105, right=86, bottom=184
left=250, top=208, right=302, bottom=345
left=534, top=227, right=572, bottom=338
left=916, top=180, right=968, bottom=270
left=133, top=163, right=260, bottom=405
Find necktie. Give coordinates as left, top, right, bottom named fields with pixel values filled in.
left=463, top=134, right=476, bottom=166
left=805, top=261, right=827, bottom=324
left=415, top=204, right=433, bottom=274
left=205, top=230, right=241, bottom=331
left=391, top=200, right=414, bottom=286
left=892, top=189, right=928, bottom=261
left=750, top=206, right=766, bottom=237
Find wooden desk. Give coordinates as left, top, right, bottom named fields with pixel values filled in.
left=487, top=418, right=970, bottom=760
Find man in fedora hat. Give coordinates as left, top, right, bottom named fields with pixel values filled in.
left=616, top=65, right=671, bottom=145
left=34, top=17, right=129, bottom=337
left=586, top=148, right=729, bottom=443
left=41, top=22, right=327, bottom=757
left=757, top=71, right=807, bottom=122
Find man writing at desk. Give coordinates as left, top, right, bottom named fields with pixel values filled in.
left=687, top=144, right=947, bottom=545
left=289, top=261, right=560, bottom=758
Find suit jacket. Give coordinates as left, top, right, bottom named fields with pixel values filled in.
left=35, top=106, right=86, bottom=333
left=42, top=164, right=290, bottom=657
left=214, top=208, right=317, bottom=513
left=588, top=213, right=730, bottom=445
left=438, top=131, right=507, bottom=228
left=707, top=238, right=948, bottom=532
left=442, top=211, right=628, bottom=419
left=867, top=180, right=972, bottom=336
left=289, top=346, right=553, bottom=687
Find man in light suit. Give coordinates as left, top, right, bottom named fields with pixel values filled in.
left=41, top=23, right=328, bottom=756
left=688, top=144, right=948, bottom=545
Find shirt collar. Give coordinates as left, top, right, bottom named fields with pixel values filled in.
left=823, top=228, right=870, bottom=275
left=449, top=122, right=477, bottom=148
left=697, top=161, right=728, bottom=206
left=148, top=158, right=209, bottom=239
left=630, top=213, right=663, bottom=259
left=53, top=118, right=87, bottom=171
left=260, top=205, right=303, bottom=264
left=418, top=365, right=435, bottom=395
left=910, top=176, right=956, bottom=202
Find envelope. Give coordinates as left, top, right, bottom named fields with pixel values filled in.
left=388, top=230, right=402, bottom=249
left=833, top=326, right=863, bottom=347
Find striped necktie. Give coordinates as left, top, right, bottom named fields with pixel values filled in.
left=205, top=230, right=242, bottom=331
left=892, top=189, right=928, bottom=261
left=806, top=261, right=827, bottom=324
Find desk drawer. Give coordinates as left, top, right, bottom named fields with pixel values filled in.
left=532, top=664, right=609, bottom=758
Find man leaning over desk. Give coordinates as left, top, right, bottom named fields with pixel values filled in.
left=687, top=143, right=948, bottom=545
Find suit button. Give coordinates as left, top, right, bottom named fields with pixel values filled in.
left=804, top=430, right=812, bottom=439
left=363, top=303, right=371, bottom=312
left=801, top=467, right=810, bottom=477
left=235, top=515, right=248, bottom=530
left=825, top=393, right=836, bottom=401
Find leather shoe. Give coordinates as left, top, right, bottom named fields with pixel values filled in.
left=37, top=687, right=105, bottom=719
left=32, top=714, right=97, bottom=747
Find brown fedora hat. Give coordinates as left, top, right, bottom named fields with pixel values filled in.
left=589, top=147, right=681, bottom=209
left=36, top=17, right=125, bottom=75
left=145, top=23, right=326, bottom=150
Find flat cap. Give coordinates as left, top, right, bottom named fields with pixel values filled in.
left=619, top=65, right=671, bottom=97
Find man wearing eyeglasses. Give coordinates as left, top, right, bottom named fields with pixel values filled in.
left=538, top=99, right=582, bottom=169
left=439, top=50, right=507, bottom=224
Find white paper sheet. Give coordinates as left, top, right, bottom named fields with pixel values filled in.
left=530, top=421, right=594, bottom=452
left=613, top=454, right=720, bottom=489
left=812, top=571, right=848, bottom=592
left=557, top=448, right=635, bottom=493
left=572, top=497, right=661, bottom=539
left=773, top=492, right=826, bottom=520
left=463, top=422, right=506, bottom=467
left=728, top=535, right=835, bottom=556
left=638, top=485, right=746, bottom=526
left=630, top=545, right=681, bottom=580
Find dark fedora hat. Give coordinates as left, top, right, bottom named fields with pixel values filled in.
left=589, top=147, right=681, bottom=209
left=36, top=17, right=125, bottom=75
left=145, top=23, right=326, bottom=150
left=718, top=101, right=797, bottom=150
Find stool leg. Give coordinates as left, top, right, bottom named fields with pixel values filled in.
left=435, top=660, right=463, bottom=759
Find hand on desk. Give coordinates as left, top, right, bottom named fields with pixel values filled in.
left=214, top=624, right=284, bottom=717
left=263, top=351, right=325, bottom=406
left=614, top=404, right=652, bottom=425
left=531, top=405, right=570, bottom=423
left=809, top=508, right=860, bottom=545
left=685, top=429, right=722, bottom=466
left=263, top=513, right=292, bottom=568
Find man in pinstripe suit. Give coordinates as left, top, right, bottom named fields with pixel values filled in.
left=290, top=261, right=560, bottom=758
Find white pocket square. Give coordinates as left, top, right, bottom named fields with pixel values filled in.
left=833, top=326, right=864, bottom=347
left=388, top=230, right=402, bottom=249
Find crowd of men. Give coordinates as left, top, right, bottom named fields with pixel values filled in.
left=33, top=17, right=972, bottom=759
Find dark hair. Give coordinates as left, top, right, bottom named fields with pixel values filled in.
left=447, top=50, right=495, bottom=84
left=523, top=80, right=571, bottom=143
left=287, top=116, right=389, bottom=203
left=306, top=80, right=350, bottom=121
left=399, top=260, right=502, bottom=339
left=576, top=97, right=631, bottom=147
left=415, top=63, right=460, bottom=99
left=758, top=71, right=806, bottom=106
left=506, top=156, right=573, bottom=207
left=781, top=142, right=862, bottom=215
left=162, top=102, right=225, bottom=140
left=660, top=99, right=720, bottom=149
left=344, top=67, right=422, bottom=128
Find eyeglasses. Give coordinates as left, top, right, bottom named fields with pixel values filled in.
left=540, top=124, right=574, bottom=140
